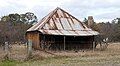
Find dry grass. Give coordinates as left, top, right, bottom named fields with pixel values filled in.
left=0, top=42, right=120, bottom=66
left=0, top=44, right=27, bottom=61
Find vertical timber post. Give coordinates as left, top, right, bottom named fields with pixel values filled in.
left=28, top=39, right=32, bottom=59
left=64, top=36, right=66, bottom=50
left=93, top=36, right=95, bottom=52
left=44, top=35, right=45, bottom=50
left=5, top=42, right=9, bottom=52
left=4, top=42, right=9, bottom=60
left=93, top=41, right=95, bottom=52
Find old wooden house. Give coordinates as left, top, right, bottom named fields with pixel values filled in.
left=26, top=7, right=99, bottom=50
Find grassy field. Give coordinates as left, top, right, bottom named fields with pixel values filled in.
left=0, top=43, right=120, bottom=66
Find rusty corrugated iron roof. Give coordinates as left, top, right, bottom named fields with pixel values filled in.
left=27, top=7, right=99, bottom=36
left=39, top=30, right=98, bottom=36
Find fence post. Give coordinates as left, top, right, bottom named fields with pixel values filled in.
left=4, top=42, right=10, bottom=60
left=27, top=39, right=32, bottom=59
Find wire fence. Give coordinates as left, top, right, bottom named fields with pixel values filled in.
left=0, top=40, right=108, bottom=61
left=0, top=42, right=28, bottom=61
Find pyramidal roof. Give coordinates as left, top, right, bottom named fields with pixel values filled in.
left=27, top=7, right=99, bottom=36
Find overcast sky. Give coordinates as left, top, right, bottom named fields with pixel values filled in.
left=0, top=0, right=120, bottom=22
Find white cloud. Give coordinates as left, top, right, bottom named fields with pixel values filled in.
left=0, top=0, right=120, bottom=22
left=0, top=0, right=9, bottom=7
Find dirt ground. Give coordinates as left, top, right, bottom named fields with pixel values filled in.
left=0, top=42, right=120, bottom=66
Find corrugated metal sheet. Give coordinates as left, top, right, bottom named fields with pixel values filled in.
left=39, top=30, right=99, bottom=36
left=27, top=7, right=99, bottom=36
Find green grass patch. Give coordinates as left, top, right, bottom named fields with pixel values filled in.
left=0, top=60, right=20, bottom=66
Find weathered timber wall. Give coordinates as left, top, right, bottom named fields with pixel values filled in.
left=26, top=32, right=40, bottom=49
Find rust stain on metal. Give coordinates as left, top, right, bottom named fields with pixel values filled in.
left=27, top=7, right=99, bottom=36
left=52, top=18, right=58, bottom=29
